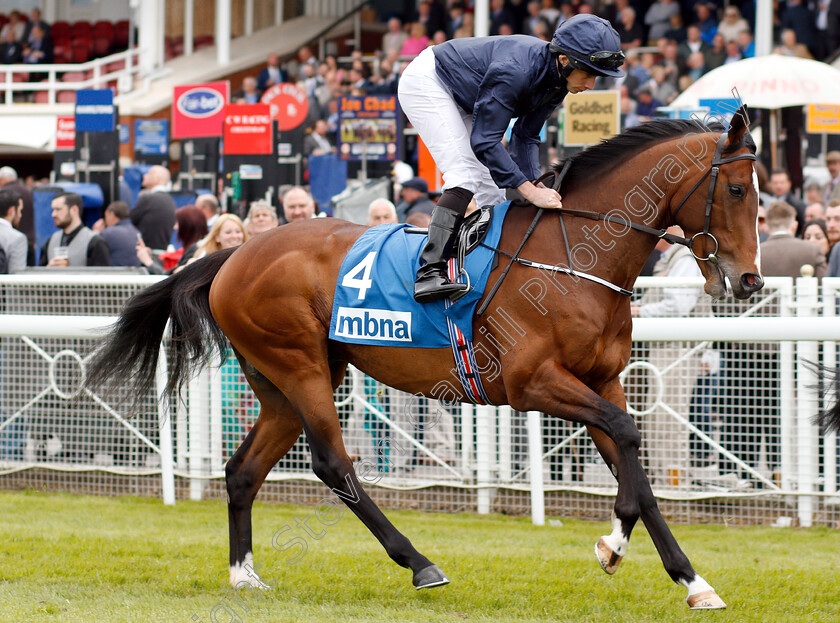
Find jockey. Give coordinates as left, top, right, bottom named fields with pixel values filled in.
left=398, top=14, right=625, bottom=303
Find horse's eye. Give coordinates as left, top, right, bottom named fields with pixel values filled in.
left=729, top=185, right=745, bottom=198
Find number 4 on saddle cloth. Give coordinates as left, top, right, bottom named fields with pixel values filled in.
left=328, top=202, right=512, bottom=404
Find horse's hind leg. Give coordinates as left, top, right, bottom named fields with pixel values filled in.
left=227, top=355, right=303, bottom=588
left=586, top=380, right=725, bottom=609
left=283, top=363, right=448, bottom=589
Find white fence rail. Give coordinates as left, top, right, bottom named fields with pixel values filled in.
left=1, top=47, right=142, bottom=105
left=1, top=274, right=839, bottom=528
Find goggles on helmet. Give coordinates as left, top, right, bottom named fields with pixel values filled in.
left=549, top=42, right=625, bottom=74
left=565, top=49, right=625, bottom=71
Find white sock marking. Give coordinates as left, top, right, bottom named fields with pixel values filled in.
left=602, top=515, right=629, bottom=557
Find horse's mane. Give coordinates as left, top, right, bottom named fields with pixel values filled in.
left=552, top=118, right=742, bottom=194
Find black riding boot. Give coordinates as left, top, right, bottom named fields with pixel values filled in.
left=414, top=187, right=473, bottom=303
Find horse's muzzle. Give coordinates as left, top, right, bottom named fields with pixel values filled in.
left=737, top=273, right=764, bottom=297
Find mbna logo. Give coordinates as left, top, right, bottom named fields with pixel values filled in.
left=177, top=88, right=224, bottom=119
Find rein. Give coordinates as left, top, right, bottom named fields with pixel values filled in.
left=476, top=131, right=756, bottom=312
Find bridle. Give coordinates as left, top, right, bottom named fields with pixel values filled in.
left=476, top=129, right=757, bottom=316
left=668, top=131, right=757, bottom=264
left=552, top=130, right=757, bottom=264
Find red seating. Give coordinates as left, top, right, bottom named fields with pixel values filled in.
left=57, top=91, right=77, bottom=104
left=93, top=36, right=111, bottom=57
left=0, top=15, right=7, bottom=29
left=52, top=34, right=71, bottom=48
left=34, top=90, right=49, bottom=104
left=93, top=21, right=114, bottom=39
left=114, top=20, right=130, bottom=49
left=70, top=21, right=92, bottom=38
left=53, top=42, right=70, bottom=56
left=70, top=45, right=90, bottom=64
left=71, top=36, right=93, bottom=54
left=51, top=21, right=71, bottom=39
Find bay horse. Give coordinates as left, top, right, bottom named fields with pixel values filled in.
left=85, top=111, right=762, bottom=610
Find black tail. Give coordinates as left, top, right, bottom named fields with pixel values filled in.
left=810, top=362, right=840, bottom=434
left=85, top=248, right=237, bottom=409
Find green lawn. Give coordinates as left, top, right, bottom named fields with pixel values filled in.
left=1, top=490, right=839, bottom=622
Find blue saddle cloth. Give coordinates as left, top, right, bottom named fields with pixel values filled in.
left=329, top=202, right=511, bottom=348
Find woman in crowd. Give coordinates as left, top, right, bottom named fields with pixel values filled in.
left=802, top=218, right=831, bottom=259
left=400, top=22, right=430, bottom=56
left=136, top=205, right=207, bottom=274
left=191, top=213, right=249, bottom=262
left=244, top=200, right=279, bottom=237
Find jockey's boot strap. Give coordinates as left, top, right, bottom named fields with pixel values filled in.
left=414, top=205, right=470, bottom=304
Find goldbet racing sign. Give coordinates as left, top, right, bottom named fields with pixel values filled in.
left=563, top=91, right=620, bottom=147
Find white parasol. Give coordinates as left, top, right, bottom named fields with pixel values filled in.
left=670, top=54, right=840, bottom=110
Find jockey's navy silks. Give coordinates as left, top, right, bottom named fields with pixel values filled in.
left=432, top=36, right=567, bottom=190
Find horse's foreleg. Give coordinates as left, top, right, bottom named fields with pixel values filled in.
left=288, top=373, right=449, bottom=590
left=519, top=364, right=725, bottom=609
left=226, top=370, right=302, bottom=589
left=589, top=381, right=726, bottom=609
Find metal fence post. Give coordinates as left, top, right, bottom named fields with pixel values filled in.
left=823, top=279, right=838, bottom=500
left=476, top=405, right=493, bottom=514
left=156, top=345, right=175, bottom=505
left=460, top=402, right=473, bottom=479
left=527, top=411, right=545, bottom=526
left=497, top=405, right=512, bottom=482
left=209, top=353, right=223, bottom=475
left=796, top=277, right=819, bottom=526
left=780, top=277, right=795, bottom=491
left=188, top=369, right=210, bottom=501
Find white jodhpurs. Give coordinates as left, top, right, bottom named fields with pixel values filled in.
left=398, top=47, right=507, bottom=208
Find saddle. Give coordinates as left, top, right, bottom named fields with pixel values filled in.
left=405, top=205, right=495, bottom=296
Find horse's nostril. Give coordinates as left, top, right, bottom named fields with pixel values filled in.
left=741, top=273, right=764, bottom=291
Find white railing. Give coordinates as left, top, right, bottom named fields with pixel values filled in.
left=0, top=47, right=142, bottom=105
left=0, top=274, right=839, bottom=528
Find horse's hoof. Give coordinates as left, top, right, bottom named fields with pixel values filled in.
left=595, top=538, right=623, bottom=575
left=413, top=564, right=450, bottom=590
left=687, top=590, right=727, bottom=610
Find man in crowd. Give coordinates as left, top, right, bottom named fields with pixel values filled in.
left=381, top=16, right=408, bottom=56
left=40, top=192, right=110, bottom=267
left=826, top=201, right=840, bottom=276
left=761, top=169, right=806, bottom=232
left=99, top=201, right=141, bottom=267
left=130, top=165, right=176, bottom=251
left=395, top=177, right=435, bottom=222
left=825, top=151, right=840, bottom=204
left=804, top=202, right=826, bottom=222
left=367, top=198, right=399, bottom=226
left=282, top=186, right=317, bottom=223
left=761, top=201, right=826, bottom=277
left=196, top=194, right=220, bottom=228
left=0, top=188, right=27, bottom=273
left=303, top=119, right=335, bottom=157
left=0, top=166, right=34, bottom=257
left=257, top=53, right=288, bottom=93
left=232, top=76, right=261, bottom=104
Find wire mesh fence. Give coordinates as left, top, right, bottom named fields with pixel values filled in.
left=1, top=274, right=839, bottom=528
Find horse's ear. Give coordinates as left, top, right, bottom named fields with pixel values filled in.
left=726, top=105, right=750, bottom=147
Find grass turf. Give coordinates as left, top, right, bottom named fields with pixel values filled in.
left=1, top=490, right=839, bottom=622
